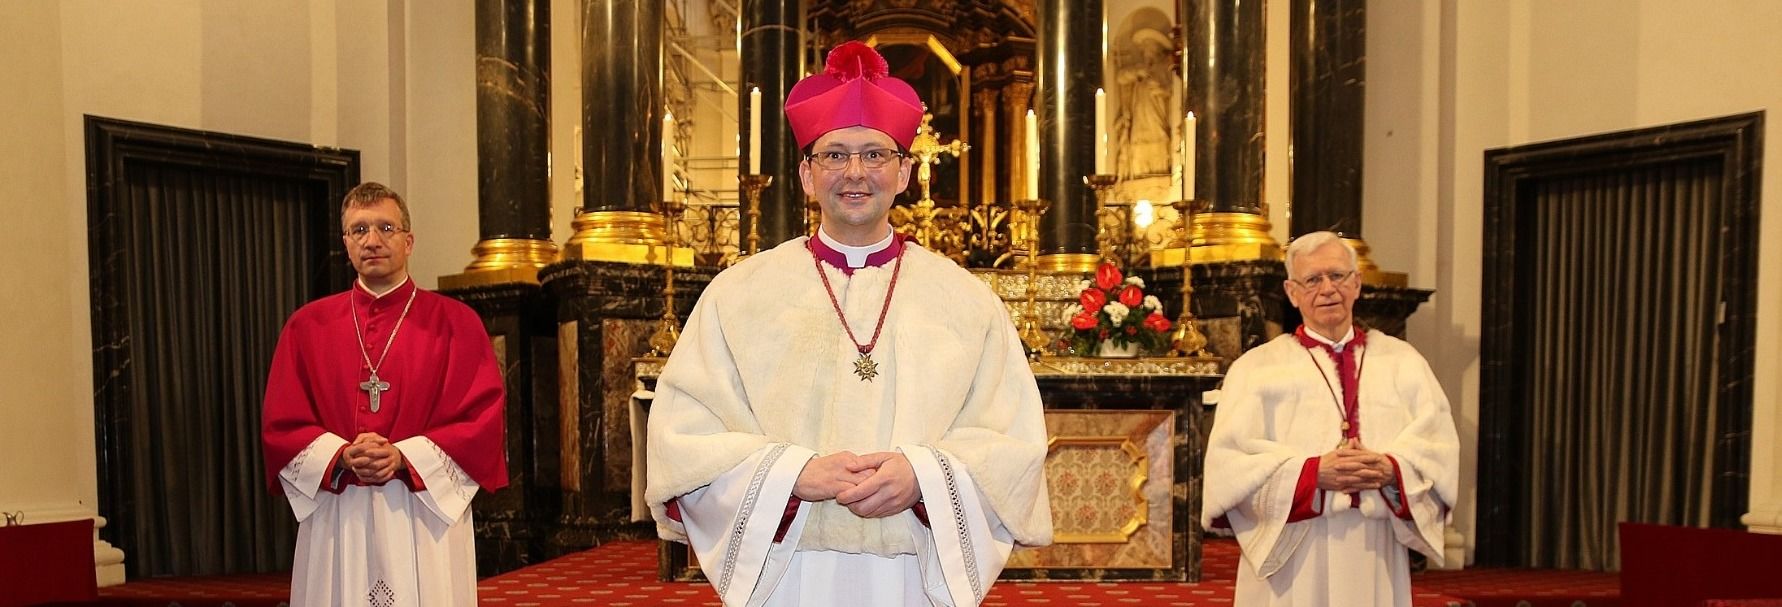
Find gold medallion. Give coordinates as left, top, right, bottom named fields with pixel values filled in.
left=853, top=352, right=880, bottom=381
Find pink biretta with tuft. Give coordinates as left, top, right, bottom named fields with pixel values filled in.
left=784, top=41, right=926, bottom=150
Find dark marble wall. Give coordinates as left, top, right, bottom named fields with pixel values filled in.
left=740, top=0, right=806, bottom=249
left=475, top=0, right=552, bottom=241
left=1289, top=0, right=1366, bottom=238
left=580, top=0, right=663, bottom=213
left=538, top=262, right=716, bottom=555
left=444, top=282, right=557, bottom=575
left=1035, top=0, right=1102, bottom=257
left=1181, top=0, right=1266, bottom=213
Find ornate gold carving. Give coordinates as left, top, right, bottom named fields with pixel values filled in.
left=973, top=269, right=1085, bottom=301
left=1030, top=357, right=1221, bottom=376
left=892, top=114, right=971, bottom=261
left=1046, top=436, right=1149, bottom=543
left=677, top=202, right=741, bottom=266
left=633, top=356, right=664, bottom=380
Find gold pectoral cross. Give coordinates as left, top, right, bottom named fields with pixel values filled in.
left=360, top=372, right=390, bottom=413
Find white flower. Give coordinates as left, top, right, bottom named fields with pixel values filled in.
left=1143, top=295, right=1163, bottom=312
left=1061, top=304, right=1084, bottom=324
left=1125, top=276, right=1145, bottom=288
left=1103, top=302, right=1130, bottom=325
left=1077, top=279, right=1093, bottom=293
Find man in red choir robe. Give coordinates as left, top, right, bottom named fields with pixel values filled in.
left=1202, top=231, right=1460, bottom=606
left=645, top=42, right=1051, bottom=607
left=262, top=182, right=506, bottom=607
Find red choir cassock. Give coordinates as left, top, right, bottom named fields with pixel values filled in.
left=261, top=279, right=507, bottom=494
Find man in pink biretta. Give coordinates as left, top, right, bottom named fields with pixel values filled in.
left=646, top=42, right=1052, bottom=606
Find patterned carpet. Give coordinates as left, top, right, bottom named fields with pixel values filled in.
left=67, top=538, right=1622, bottom=607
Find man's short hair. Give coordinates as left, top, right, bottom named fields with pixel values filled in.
left=1284, top=230, right=1358, bottom=279
left=340, top=182, right=412, bottom=230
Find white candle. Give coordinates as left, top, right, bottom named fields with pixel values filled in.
left=662, top=112, right=676, bottom=198
left=1025, top=109, right=1040, bottom=200
left=748, top=87, right=762, bottom=175
left=1183, top=111, right=1197, bottom=200
left=1094, top=88, right=1108, bottom=175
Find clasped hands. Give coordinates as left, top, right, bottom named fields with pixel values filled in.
left=1317, top=437, right=1397, bottom=493
left=339, top=432, right=407, bottom=484
left=793, top=451, right=920, bottom=519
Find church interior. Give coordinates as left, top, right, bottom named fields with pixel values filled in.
left=3, top=0, right=1781, bottom=605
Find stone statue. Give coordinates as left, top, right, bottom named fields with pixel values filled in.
left=1114, top=28, right=1174, bottom=180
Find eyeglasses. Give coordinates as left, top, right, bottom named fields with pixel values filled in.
left=1293, top=270, right=1356, bottom=289
left=806, top=149, right=906, bottom=171
left=344, top=222, right=408, bottom=243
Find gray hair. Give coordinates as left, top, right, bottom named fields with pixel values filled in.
left=340, top=182, right=412, bottom=230
left=1284, top=231, right=1358, bottom=279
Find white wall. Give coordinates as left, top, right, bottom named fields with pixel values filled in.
left=1366, top=0, right=1782, bottom=564
left=0, top=0, right=480, bottom=583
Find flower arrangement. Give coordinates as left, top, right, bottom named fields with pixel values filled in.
left=1064, top=262, right=1173, bottom=356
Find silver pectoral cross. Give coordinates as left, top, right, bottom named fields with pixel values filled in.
left=359, top=372, right=390, bottom=413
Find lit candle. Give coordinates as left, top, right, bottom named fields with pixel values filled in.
left=662, top=112, right=676, bottom=199
left=1025, top=109, right=1040, bottom=200
left=1183, top=111, right=1197, bottom=200
left=748, top=87, right=762, bottom=175
left=1094, top=88, right=1108, bottom=175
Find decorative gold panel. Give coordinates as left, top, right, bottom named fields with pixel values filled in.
left=1008, top=410, right=1175, bottom=570
left=1047, top=436, right=1149, bottom=543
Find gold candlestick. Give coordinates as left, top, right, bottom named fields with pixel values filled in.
left=649, top=194, right=687, bottom=357
left=1084, top=174, right=1120, bottom=263
left=1168, top=198, right=1216, bottom=359
left=738, top=174, right=773, bottom=257
left=1017, top=198, right=1053, bottom=359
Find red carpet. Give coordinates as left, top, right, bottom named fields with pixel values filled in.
left=66, top=539, right=1622, bottom=607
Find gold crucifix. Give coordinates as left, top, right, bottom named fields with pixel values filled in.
left=891, top=113, right=971, bottom=256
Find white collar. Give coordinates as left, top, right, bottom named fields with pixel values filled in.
left=817, top=227, right=894, bottom=268
left=1304, top=325, right=1356, bottom=352
left=356, top=276, right=411, bottom=299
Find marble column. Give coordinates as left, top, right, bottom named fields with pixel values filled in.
left=1034, top=0, right=1104, bottom=272
left=1289, top=0, right=1403, bottom=285
left=563, top=0, right=679, bottom=264
left=740, top=0, right=805, bottom=249
left=442, top=0, right=558, bottom=573
left=1183, top=0, right=1263, bottom=214
left=1289, top=0, right=1363, bottom=238
left=1170, top=0, right=1280, bottom=264
left=441, top=0, right=558, bottom=289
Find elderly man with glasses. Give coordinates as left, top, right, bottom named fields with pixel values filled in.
left=645, top=42, right=1051, bottom=606
left=1202, top=231, right=1460, bottom=606
left=262, top=182, right=507, bottom=606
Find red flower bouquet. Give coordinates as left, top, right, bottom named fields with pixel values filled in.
left=1065, top=262, right=1172, bottom=356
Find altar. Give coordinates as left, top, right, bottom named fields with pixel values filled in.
left=634, top=354, right=1221, bottom=583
